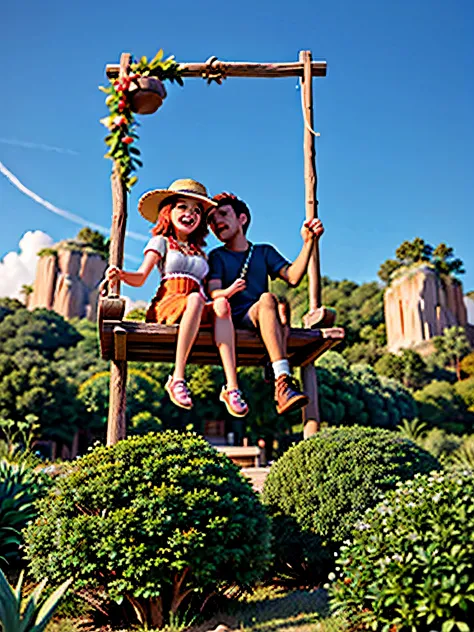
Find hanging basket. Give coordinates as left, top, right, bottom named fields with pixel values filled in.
left=129, top=77, right=167, bottom=115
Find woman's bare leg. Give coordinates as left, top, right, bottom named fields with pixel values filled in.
left=173, top=293, right=205, bottom=381
left=213, top=297, right=238, bottom=390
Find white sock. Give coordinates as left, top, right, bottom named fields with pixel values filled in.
left=272, top=359, right=290, bottom=379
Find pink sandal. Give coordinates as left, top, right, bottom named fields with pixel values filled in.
left=165, top=376, right=193, bottom=410
left=220, top=387, right=249, bottom=418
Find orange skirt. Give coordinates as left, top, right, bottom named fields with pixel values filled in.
left=146, top=277, right=214, bottom=326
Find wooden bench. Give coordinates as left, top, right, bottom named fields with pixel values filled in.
left=99, top=319, right=345, bottom=366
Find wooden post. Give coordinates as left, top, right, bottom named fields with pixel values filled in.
left=300, top=50, right=321, bottom=438
left=107, top=52, right=130, bottom=446
left=300, top=49, right=321, bottom=310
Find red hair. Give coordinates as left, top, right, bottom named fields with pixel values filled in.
left=151, top=195, right=208, bottom=249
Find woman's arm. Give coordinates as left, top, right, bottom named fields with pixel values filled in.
left=106, top=251, right=160, bottom=288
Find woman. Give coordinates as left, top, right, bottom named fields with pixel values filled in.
left=106, top=178, right=248, bottom=417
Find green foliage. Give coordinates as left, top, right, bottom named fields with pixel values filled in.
left=378, top=237, right=465, bottom=285
left=455, top=377, right=474, bottom=412
left=0, top=351, right=81, bottom=442
left=375, top=349, right=429, bottom=390
left=330, top=470, right=474, bottom=631
left=37, top=248, right=58, bottom=258
left=100, top=49, right=183, bottom=190
left=316, top=352, right=417, bottom=429
left=449, top=435, right=474, bottom=470
left=432, top=243, right=465, bottom=277
left=0, top=306, right=81, bottom=358
left=460, top=352, right=474, bottom=378
left=397, top=418, right=429, bottom=442
left=414, top=380, right=473, bottom=434
left=0, top=568, right=72, bottom=632
left=25, top=432, right=272, bottom=628
left=271, top=276, right=385, bottom=353
left=75, top=227, right=109, bottom=259
left=77, top=368, right=162, bottom=435
left=262, top=426, right=440, bottom=586
left=433, top=326, right=471, bottom=380
left=0, top=459, right=50, bottom=568
left=53, top=319, right=107, bottom=386
left=419, top=427, right=464, bottom=461
left=124, top=307, right=147, bottom=321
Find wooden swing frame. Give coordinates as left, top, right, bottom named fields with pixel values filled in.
left=99, top=51, right=345, bottom=446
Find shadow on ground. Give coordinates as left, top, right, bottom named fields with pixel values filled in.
left=191, top=589, right=331, bottom=632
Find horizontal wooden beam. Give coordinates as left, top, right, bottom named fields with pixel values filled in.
left=106, top=59, right=327, bottom=80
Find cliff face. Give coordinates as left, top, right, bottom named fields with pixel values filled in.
left=384, top=265, right=468, bottom=353
left=29, top=242, right=107, bottom=321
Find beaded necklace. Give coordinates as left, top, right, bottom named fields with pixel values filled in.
left=238, top=243, right=254, bottom=280
left=168, top=236, right=204, bottom=257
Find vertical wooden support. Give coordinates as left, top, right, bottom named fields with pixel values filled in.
left=300, top=50, right=321, bottom=438
left=301, top=364, right=320, bottom=438
left=107, top=52, right=130, bottom=447
left=300, top=50, right=321, bottom=309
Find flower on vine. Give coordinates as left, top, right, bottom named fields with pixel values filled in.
left=113, top=115, right=127, bottom=127
left=100, top=116, right=114, bottom=130
left=123, top=136, right=134, bottom=145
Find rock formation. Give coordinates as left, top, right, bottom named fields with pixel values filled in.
left=28, top=240, right=107, bottom=321
left=384, top=265, right=468, bottom=354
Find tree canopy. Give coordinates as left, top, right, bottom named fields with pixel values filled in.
left=378, top=238, right=465, bottom=285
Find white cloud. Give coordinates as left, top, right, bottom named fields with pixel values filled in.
left=124, top=297, right=149, bottom=315
left=0, top=230, right=54, bottom=300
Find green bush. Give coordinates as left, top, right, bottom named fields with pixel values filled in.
left=316, top=353, right=417, bottom=429
left=330, top=470, right=474, bottom=631
left=25, top=432, right=272, bottom=628
left=0, top=460, right=50, bottom=568
left=262, top=427, right=440, bottom=586
left=414, top=380, right=472, bottom=434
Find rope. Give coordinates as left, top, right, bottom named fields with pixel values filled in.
left=202, top=56, right=227, bottom=85
left=299, top=79, right=320, bottom=138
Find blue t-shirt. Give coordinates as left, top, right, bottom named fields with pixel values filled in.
left=207, top=243, right=289, bottom=322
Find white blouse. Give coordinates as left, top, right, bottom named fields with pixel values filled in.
left=144, top=235, right=209, bottom=282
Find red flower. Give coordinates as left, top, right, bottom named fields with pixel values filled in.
left=123, top=136, right=134, bottom=145
left=118, top=99, right=127, bottom=112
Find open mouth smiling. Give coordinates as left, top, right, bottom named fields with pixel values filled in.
left=178, top=216, right=196, bottom=227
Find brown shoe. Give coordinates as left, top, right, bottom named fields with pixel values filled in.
left=275, top=374, right=309, bottom=415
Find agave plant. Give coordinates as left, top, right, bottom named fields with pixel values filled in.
left=0, top=460, right=49, bottom=567
left=0, top=568, right=72, bottom=632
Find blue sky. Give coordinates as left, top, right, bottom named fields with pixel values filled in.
left=1, top=0, right=473, bottom=303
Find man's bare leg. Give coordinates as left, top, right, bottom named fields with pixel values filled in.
left=247, top=293, right=286, bottom=362
left=248, top=293, right=308, bottom=414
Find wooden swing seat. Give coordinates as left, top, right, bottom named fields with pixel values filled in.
left=99, top=318, right=344, bottom=366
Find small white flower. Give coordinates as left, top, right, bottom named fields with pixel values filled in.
left=392, top=553, right=403, bottom=562
left=432, top=493, right=441, bottom=503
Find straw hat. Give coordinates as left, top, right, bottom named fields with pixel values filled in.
left=138, top=178, right=217, bottom=224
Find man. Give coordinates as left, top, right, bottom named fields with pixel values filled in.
left=207, top=193, right=324, bottom=415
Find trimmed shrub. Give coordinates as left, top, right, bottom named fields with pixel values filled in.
left=25, top=432, right=272, bottom=628
left=330, top=470, right=474, bottom=631
left=262, top=427, right=440, bottom=586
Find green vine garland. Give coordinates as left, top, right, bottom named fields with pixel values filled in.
left=100, top=50, right=183, bottom=190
